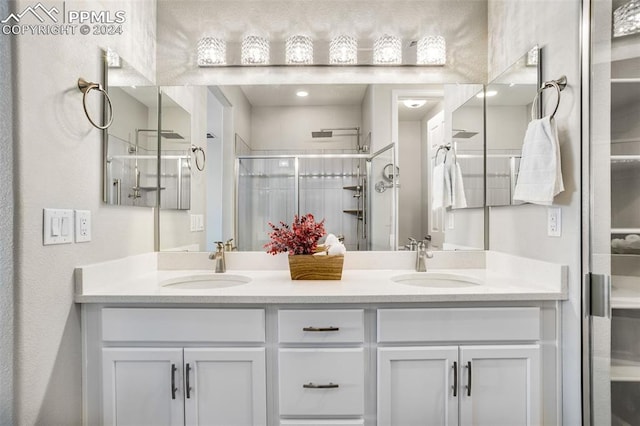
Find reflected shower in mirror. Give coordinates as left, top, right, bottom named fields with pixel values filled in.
left=157, top=83, right=486, bottom=252
left=103, top=50, right=158, bottom=207
left=485, top=45, right=541, bottom=206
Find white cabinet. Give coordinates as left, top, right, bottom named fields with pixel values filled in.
left=102, top=347, right=266, bottom=426
left=378, top=346, right=459, bottom=426
left=377, top=308, right=543, bottom=426
left=459, top=345, right=540, bottom=426
left=102, top=348, right=184, bottom=426
left=98, top=308, right=266, bottom=426
left=277, top=309, right=365, bottom=423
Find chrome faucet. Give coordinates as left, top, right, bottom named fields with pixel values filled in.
left=415, top=237, right=434, bottom=272
left=209, top=241, right=226, bottom=273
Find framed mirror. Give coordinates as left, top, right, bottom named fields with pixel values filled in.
left=103, top=49, right=158, bottom=207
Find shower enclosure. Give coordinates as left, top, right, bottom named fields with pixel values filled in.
left=236, top=144, right=395, bottom=251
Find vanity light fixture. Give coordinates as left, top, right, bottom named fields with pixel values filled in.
left=613, top=0, right=640, bottom=37
left=416, top=35, right=446, bottom=65
left=197, top=37, right=226, bottom=66
left=476, top=90, right=498, bottom=98
left=106, top=48, right=121, bottom=68
left=241, top=35, right=270, bottom=65
left=403, top=99, right=427, bottom=108
left=373, top=34, right=402, bottom=65
left=296, top=90, right=309, bottom=97
left=330, top=35, right=358, bottom=64
left=286, top=35, right=314, bottom=64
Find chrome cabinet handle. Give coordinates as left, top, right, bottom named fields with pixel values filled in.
left=171, top=364, right=177, bottom=400
left=186, top=363, right=191, bottom=399
left=453, top=362, right=458, bottom=397
left=303, top=382, right=339, bottom=389
left=466, top=361, right=472, bottom=396
left=302, top=326, right=340, bottom=332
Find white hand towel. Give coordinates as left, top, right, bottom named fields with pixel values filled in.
left=451, top=162, right=468, bottom=209
left=513, top=116, right=564, bottom=205
left=432, top=161, right=451, bottom=209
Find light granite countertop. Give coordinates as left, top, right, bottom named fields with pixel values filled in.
left=75, top=251, right=568, bottom=304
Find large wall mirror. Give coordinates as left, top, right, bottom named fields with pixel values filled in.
left=104, top=46, right=541, bottom=253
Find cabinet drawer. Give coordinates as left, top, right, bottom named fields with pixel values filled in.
left=279, top=348, right=364, bottom=416
left=102, top=308, right=265, bottom=343
left=377, top=307, right=540, bottom=343
left=278, top=309, right=364, bottom=343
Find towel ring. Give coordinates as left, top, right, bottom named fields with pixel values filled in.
left=531, top=75, right=567, bottom=121
left=191, top=145, right=206, bottom=171
left=78, top=78, right=113, bottom=130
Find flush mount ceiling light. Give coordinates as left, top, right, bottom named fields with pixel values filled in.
left=613, top=0, right=640, bottom=37
left=197, top=37, right=226, bottom=66
left=329, top=35, right=357, bottom=65
left=373, top=34, right=402, bottom=65
left=416, top=35, right=446, bottom=65
left=476, top=90, right=498, bottom=98
left=286, top=35, right=314, bottom=64
left=241, top=35, right=270, bottom=65
left=106, top=48, right=121, bottom=68
left=403, top=99, right=427, bottom=108
left=296, top=90, right=309, bottom=97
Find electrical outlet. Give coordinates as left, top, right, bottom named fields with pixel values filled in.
left=547, top=207, right=561, bottom=237
left=75, top=210, right=92, bottom=243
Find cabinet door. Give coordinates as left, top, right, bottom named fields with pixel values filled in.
left=378, top=346, right=458, bottom=426
left=459, top=345, right=540, bottom=426
left=184, top=348, right=266, bottom=426
left=102, top=348, right=184, bottom=426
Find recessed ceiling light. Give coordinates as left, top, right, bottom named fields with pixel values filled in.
left=296, top=90, right=309, bottom=97
left=403, top=99, right=427, bottom=108
left=476, top=90, right=498, bottom=98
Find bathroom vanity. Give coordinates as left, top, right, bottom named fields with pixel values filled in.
left=76, top=251, right=567, bottom=426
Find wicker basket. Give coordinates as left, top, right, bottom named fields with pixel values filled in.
left=288, top=255, right=344, bottom=280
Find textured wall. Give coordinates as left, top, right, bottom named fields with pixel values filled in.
left=0, top=0, right=14, bottom=422
left=12, top=0, right=156, bottom=423
left=488, top=0, right=582, bottom=423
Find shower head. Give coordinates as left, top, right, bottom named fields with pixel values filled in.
left=312, top=131, right=333, bottom=138
left=452, top=129, right=478, bottom=139
left=160, top=131, right=184, bottom=140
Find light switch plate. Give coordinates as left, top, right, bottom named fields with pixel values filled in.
left=43, top=208, right=74, bottom=245
left=75, top=210, right=91, bottom=243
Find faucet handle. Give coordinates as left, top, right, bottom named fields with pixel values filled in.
left=215, top=241, right=224, bottom=251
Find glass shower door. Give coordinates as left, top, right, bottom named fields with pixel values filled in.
left=584, top=0, right=640, bottom=424
left=236, top=157, right=297, bottom=251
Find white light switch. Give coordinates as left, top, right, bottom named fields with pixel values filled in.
left=75, top=210, right=92, bottom=243
left=43, top=209, right=74, bottom=245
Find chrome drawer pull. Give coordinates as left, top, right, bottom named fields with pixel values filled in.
left=302, top=326, right=340, bottom=332
left=452, top=361, right=458, bottom=397
left=303, top=382, right=339, bottom=389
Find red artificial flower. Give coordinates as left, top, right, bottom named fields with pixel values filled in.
left=264, top=213, right=326, bottom=255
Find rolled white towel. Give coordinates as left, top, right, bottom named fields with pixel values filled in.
left=327, top=242, right=346, bottom=256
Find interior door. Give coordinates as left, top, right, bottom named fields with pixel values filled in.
left=427, top=111, right=446, bottom=248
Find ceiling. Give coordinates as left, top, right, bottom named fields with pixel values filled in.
left=238, top=84, right=369, bottom=107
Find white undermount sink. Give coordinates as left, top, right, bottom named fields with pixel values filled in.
left=161, top=273, right=251, bottom=289
left=391, top=272, right=482, bottom=288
